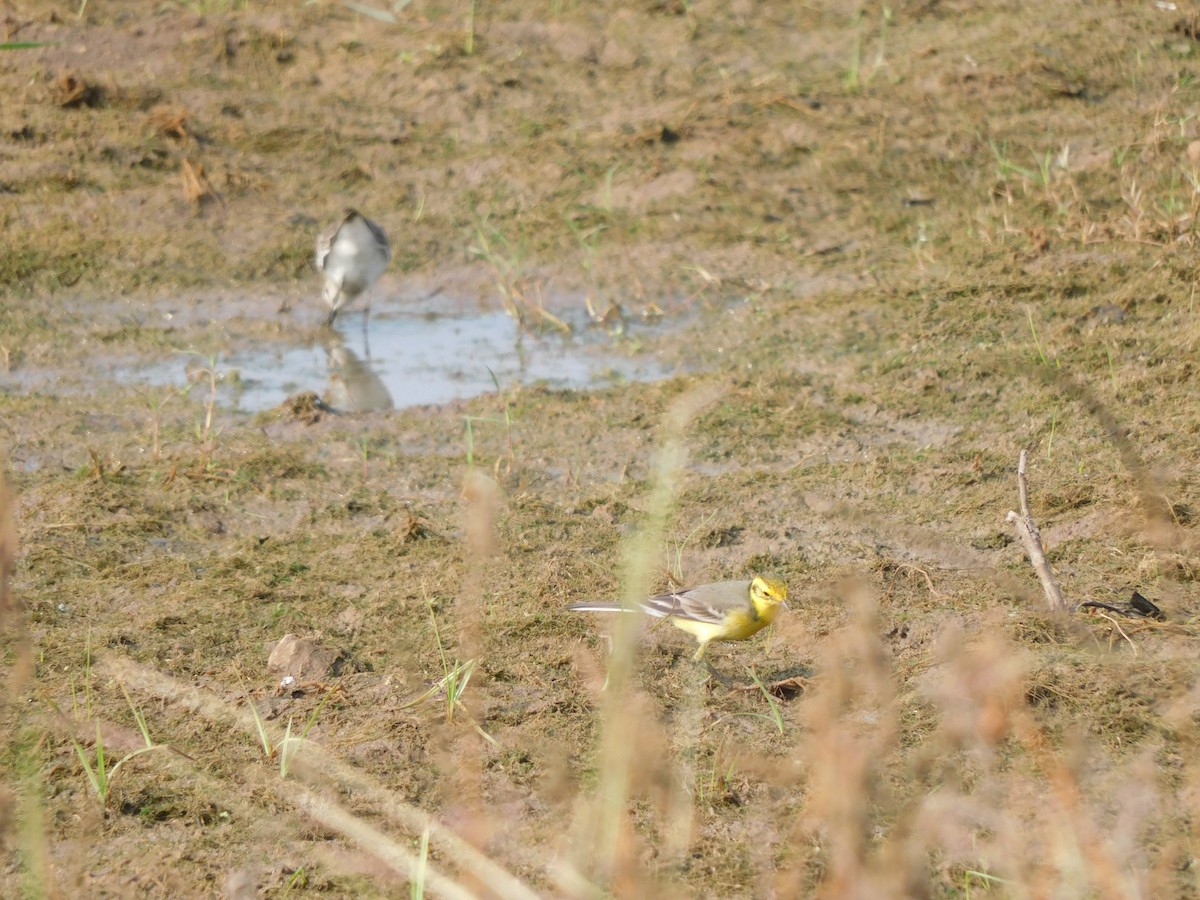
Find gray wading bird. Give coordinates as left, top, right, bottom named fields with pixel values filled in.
left=315, top=209, right=391, bottom=327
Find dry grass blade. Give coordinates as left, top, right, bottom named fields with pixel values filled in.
left=0, top=471, right=16, bottom=617
left=1032, top=366, right=1174, bottom=528
left=570, top=384, right=723, bottom=886
left=340, top=1, right=398, bottom=23
left=282, top=783, right=474, bottom=900
left=468, top=224, right=572, bottom=335
left=97, top=656, right=538, bottom=898
left=180, top=158, right=220, bottom=206
left=286, top=752, right=541, bottom=900
left=0, top=471, right=31, bottom=700
left=149, top=105, right=190, bottom=140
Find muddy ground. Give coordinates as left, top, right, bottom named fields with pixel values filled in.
left=5, top=0, right=1200, bottom=896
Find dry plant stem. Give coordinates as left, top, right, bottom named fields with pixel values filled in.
left=452, top=470, right=499, bottom=886
left=0, top=473, right=32, bottom=701
left=0, top=475, right=48, bottom=889
left=2, top=472, right=48, bottom=897
left=1092, top=610, right=1138, bottom=653
left=1010, top=707, right=1135, bottom=898
left=287, top=755, right=541, bottom=900
left=0, top=472, right=18, bottom=621
left=1032, top=367, right=1172, bottom=526
left=581, top=385, right=721, bottom=882
left=99, top=656, right=538, bottom=897
left=1006, top=449, right=1069, bottom=613
left=284, top=783, right=475, bottom=900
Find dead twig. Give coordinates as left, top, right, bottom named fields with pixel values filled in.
left=1089, top=610, right=1138, bottom=654
left=893, top=562, right=949, bottom=600
left=1005, top=449, right=1069, bottom=612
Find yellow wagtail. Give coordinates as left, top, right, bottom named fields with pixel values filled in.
left=567, top=575, right=788, bottom=660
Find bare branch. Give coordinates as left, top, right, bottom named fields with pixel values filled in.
left=1016, top=447, right=1031, bottom=518
left=1006, top=449, right=1069, bottom=613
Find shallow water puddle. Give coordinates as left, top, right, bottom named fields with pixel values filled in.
left=122, top=308, right=673, bottom=413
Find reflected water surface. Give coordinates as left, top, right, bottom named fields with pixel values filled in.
left=127, top=307, right=673, bottom=413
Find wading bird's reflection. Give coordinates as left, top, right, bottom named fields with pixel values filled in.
left=322, top=336, right=393, bottom=413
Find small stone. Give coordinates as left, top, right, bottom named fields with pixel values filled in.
left=267, top=633, right=346, bottom=680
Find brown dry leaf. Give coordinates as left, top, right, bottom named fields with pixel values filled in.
left=1027, top=225, right=1051, bottom=255
left=181, top=157, right=214, bottom=204
left=396, top=510, right=426, bottom=543
left=52, top=69, right=102, bottom=108
left=150, top=104, right=191, bottom=140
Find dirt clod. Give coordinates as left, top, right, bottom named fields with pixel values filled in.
left=267, top=634, right=347, bottom=681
